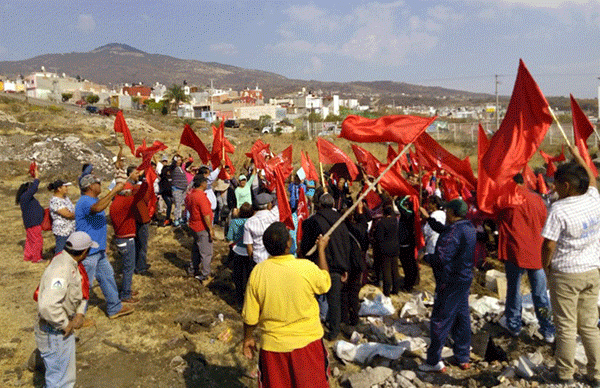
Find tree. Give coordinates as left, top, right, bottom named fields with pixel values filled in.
left=258, top=114, right=272, bottom=128
left=324, top=113, right=341, bottom=123
left=85, top=94, right=99, bottom=105
left=163, top=84, right=190, bottom=112
left=61, top=93, right=73, bottom=102
left=307, top=112, right=321, bottom=123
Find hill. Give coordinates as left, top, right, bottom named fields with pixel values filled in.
left=0, top=43, right=492, bottom=104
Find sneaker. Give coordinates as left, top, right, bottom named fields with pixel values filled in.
left=418, top=361, right=446, bottom=373
left=109, top=305, right=135, bottom=319
left=498, top=316, right=521, bottom=337
left=173, top=219, right=180, bottom=227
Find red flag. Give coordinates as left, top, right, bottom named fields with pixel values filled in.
left=245, top=139, right=270, bottom=158
left=304, top=151, right=320, bottom=182
left=539, top=147, right=565, bottom=177
left=537, top=173, right=549, bottom=195
left=478, top=124, right=489, bottom=157
left=246, top=139, right=271, bottom=170
left=114, top=111, right=136, bottom=155
left=145, top=166, right=158, bottom=219
left=361, top=183, right=383, bottom=210
left=217, top=152, right=236, bottom=180
left=317, top=138, right=359, bottom=181
left=211, top=121, right=234, bottom=169
left=378, top=163, right=418, bottom=198
left=296, top=187, right=309, bottom=241
left=351, top=144, right=381, bottom=176
left=477, top=59, right=552, bottom=213
left=274, top=165, right=294, bottom=230
left=180, top=124, right=210, bottom=164
left=264, top=146, right=293, bottom=191
left=135, top=140, right=168, bottom=171
left=414, top=133, right=477, bottom=190
left=571, top=94, right=598, bottom=176
left=387, top=145, right=409, bottom=172
left=340, top=114, right=436, bottom=145
left=408, top=149, right=420, bottom=172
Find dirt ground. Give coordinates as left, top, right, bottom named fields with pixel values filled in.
left=0, top=98, right=560, bottom=387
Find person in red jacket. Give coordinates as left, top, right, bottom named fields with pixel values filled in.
left=109, top=173, right=140, bottom=304
left=185, top=175, right=215, bottom=283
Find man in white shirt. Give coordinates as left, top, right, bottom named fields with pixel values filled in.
left=243, top=193, right=279, bottom=264
left=542, top=146, right=600, bottom=386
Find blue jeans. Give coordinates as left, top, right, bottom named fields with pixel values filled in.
left=135, top=222, right=149, bottom=273
left=504, top=261, right=555, bottom=337
left=116, top=238, right=136, bottom=300
left=54, top=234, right=68, bottom=255
left=82, top=251, right=122, bottom=316
left=35, top=323, right=76, bottom=388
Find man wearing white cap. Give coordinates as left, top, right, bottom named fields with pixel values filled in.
left=34, top=231, right=96, bottom=388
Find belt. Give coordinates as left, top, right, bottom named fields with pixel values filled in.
left=38, top=320, right=65, bottom=335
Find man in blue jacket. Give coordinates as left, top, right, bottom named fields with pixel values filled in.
left=418, top=198, right=476, bottom=372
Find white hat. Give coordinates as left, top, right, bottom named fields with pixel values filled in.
left=66, top=231, right=99, bottom=251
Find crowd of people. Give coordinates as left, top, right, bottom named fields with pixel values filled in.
left=18, top=139, right=600, bottom=388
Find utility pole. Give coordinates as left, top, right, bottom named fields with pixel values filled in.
left=495, top=74, right=500, bottom=131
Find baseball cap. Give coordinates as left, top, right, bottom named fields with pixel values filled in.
left=79, top=174, right=101, bottom=189
left=238, top=174, right=247, bottom=181
left=49, top=180, right=72, bottom=190
left=66, top=231, right=99, bottom=251
left=255, top=193, right=273, bottom=206
left=444, top=198, right=468, bottom=217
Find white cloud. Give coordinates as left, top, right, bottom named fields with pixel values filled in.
left=209, top=43, right=238, bottom=56
left=76, top=14, right=96, bottom=33
left=460, top=0, right=598, bottom=8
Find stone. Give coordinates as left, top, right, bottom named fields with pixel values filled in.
left=399, top=370, right=416, bottom=381
left=396, top=375, right=416, bottom=388
left=348, top=366, right=394, bottom=388
left=333, top=367, right=340, bottom=377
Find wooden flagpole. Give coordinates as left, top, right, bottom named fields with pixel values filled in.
left=548, top=106, right=571, bottom=147
left=305, top=141, right=414, bottom=256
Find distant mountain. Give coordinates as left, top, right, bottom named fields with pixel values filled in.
left=0, top=43, right=493, bottom=104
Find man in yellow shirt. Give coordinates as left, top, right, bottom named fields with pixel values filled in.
left=242, top=222, right=331, bottom=388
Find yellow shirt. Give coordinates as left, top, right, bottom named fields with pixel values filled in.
left=242, top=254, right=331, bottom=352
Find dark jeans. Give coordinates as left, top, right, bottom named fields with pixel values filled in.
left=54, top=234, right=68, bottom=255
left=399, top=245, right=419, bottom=290
left=135, top=222, right=149, bottom=273
left=326, top=272, right=343, bottom=337
left=163, top=195, right=173, bottom=220
left=341, top=270, right=362, bottom=326
left=115, top=238, right=136, bottom=300
left=427, top=280, right=472, bottom=365
left=231, top=250, right=255, bottom=307
left=380, top=254, right=400, bottom=296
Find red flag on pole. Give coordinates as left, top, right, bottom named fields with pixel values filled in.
left=340, top=114, right=436, bottom=145
left=304, top=151, right=319, bottom=182
left=571, top=94, right=598, bottom=176
left=135, top=140, right=168, bottom=171
left=477, top=59, right=552, bottom=213
left=145, top=166, right=158, bottom=219
left=211, top=121, right=234, bottom=169
left=387, top=145, right=409, bottom=172
left=522, top=165, right=538, bottom=191
left=414, top=132, right=477, bottom=190
left=317, top=138, right=359, bottom=181
left=478, top=124, right=489, bottom=157
left=28, top=160, right=37, bottom=178
left=351, top=144, right=381, bottom=176
left=539, top=147, right=565, bottom=177
left=245, top=139, right=270, bottom=158
left=114, top=111, right=136, bottom=155
left=217, top=152, right=236, bottom=180
left=264, top=146, right=293, bottom=191
left=378, top=163, right=418, bottom=198
left=296, top=187, right=309, bottom=241
left=246, top=139, right=271, bottom=169
left=180, top=124, right=210, bottom=164
left=274, top=165, right=294, bottom=230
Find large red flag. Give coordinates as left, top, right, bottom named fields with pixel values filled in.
left=114, top=111, right=136, bottom=155
left=522, top=165, right=538, bottom=191
left=274, top=165, right=294, bottom=230
left=145, top=166, right=158, bottom=218
left=264, top=146, right=293, bottom=190
left=387, top=145, right=410, bottom=172
left=180, top=124, right=210, bottom=164
left=351, top=144, right=381, bottom=176
left=217, top=152, right=236, bottom=180
left=414, top=132, right=477, bottom=190
left=317, top=138, right=359, bottom=181
left=211, top=121, right=234, bottom=169
left=246, top=139, right=270, bottom=158
left=477, top=59, right=552, bottom=213
left=296, top=187, right=309, bottom=241
left=571, top=94, right=598, bottom=176
left=340, top=114, right=436, bottom=145
left=408, top=149, right=420, bottom=172
left=378, top=163, right=418, bottom=198
left=539, top=147, right=565, bottom=177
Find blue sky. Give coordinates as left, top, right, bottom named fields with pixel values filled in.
left=1, top=0, right=599, bottom=97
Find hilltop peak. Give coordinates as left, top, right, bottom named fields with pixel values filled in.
left=90, top=43, right=145, bottom=54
